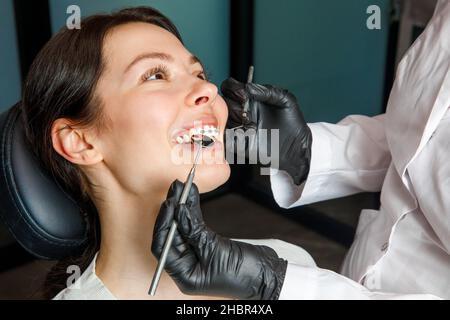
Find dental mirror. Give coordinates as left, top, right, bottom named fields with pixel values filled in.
left=191, top=134, right=215, bottom=147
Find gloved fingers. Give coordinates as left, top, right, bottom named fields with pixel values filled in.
left=152, top=200, right=174, bottom=258
left=185, top=182, right=201, bottom=209
left=222, top=78, right=267, bottom=130
left=174, top=182, right=212, bottom=242
left=152, top=204, right=188, bottom=259
left=221, top=79, right=251, bottom=128
left=173, top=182, right=208, bottom=244
left=246, top=83, right=297, bottom=109
left=166, top=179, right=185, bottom=201
left=151, top=180, right=186, bottom=258
left=154, top=180, right=184, bottom=235
left=174, top=204, right=213, bottom=259
left=223, top=96, right=246, bottom=128
left=281, top=128, right=312, bottom=186
left=220, top=77, right=248, bottom=104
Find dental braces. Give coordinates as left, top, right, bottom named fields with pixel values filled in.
left=175, top=125, right=219, bottom=144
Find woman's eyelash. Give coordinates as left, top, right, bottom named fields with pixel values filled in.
left=203, top=69, right=212, bottom=81
left=140, top=65, right=210, bottom=83
left=197, top=71, right=208, bottom=80
left=141, top=65, right=170, bottom=82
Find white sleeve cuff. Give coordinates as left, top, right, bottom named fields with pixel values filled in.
left=270, top=123, right=332, bottom=208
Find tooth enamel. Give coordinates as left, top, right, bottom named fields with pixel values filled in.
left=173, top=125, right=219, bottom=145
left=176, top=136, right=184, bottom=144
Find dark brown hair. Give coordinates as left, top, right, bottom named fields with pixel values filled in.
left=21, top=6, right=182, bottom=299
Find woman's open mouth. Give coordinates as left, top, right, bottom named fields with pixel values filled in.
left=169, top=118, right=226, bottom=165
left=170, top=118, right=221, bottom=146
left=174, top=125, right=219, bottom=145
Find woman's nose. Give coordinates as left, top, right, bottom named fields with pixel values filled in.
left=185, top=81, right=218, bottom=108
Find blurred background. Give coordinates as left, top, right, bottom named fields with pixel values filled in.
left=0, top=0, right=437, bottom=299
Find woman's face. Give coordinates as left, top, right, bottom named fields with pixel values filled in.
left=94, top=22, right=230, bottom=196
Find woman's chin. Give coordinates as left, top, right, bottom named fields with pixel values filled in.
left=195, top=162, right=231, bottom=193
left=168, top=140, right=231, bottom=193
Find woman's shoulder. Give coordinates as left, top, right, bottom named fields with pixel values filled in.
left=52, top=252, right=116, bottom=300
left=232, top=238, right=317, bottom=267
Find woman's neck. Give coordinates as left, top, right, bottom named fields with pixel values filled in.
left=94, top=189, right=168, bottom=299
left=90, top=181, right=228, bottom=300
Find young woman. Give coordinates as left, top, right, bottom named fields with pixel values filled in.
left=21, top=7, right=315, bottom=300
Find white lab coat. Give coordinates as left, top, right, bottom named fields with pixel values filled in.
left=271, top=0, right=450, bottom=299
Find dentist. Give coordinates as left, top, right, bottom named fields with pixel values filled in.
left=152, top=0, right=450, bottom=299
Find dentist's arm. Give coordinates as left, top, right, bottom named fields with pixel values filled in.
left=152, top=182, right=441, bottom=300
left=221, top=79, right=391, bottom=208
left=271, top=114, right=391, bottom=208
left=279, top=262, right=441, bottom=300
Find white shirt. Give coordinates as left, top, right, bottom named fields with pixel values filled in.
left=53, top=239, right=316, bottom=300
left=271, top=0, right=450, bottom=300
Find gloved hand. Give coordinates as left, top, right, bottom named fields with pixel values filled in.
left=151, top=180, right=288, bottom=300
left=221, top=78, right=313, bottom=185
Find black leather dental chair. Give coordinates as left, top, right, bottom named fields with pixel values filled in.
left=0, top=103, right=88, bottom=262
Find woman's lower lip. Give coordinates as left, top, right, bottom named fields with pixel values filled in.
left=180, top=140, right=223, bottom=151
left=174, top=140, right=224, bottom=156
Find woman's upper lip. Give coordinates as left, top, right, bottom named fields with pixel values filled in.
left=181, top=116, right=219, bottom=130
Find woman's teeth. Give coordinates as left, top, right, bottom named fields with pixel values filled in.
left=175, top=125, right=219, bottom=144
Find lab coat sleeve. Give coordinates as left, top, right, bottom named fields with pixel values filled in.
left=279, top=263, right=442, bottom=300
left=270, top=113, right=391, bottom=208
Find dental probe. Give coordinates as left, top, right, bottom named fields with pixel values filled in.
left=241, top=65, right=254, bottom=122
left=149, top=136, right=214, bottom=296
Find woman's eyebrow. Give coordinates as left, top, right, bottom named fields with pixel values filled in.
left=124, top=52, right=203, bottom=74
left=190, top=55, right=203, bottom=67
left=124, top=52, right=173, bottom=74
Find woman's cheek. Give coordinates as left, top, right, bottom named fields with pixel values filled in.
left=129, top=94, right=178, bottom=132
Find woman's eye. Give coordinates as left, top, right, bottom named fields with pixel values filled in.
left=197, top=72, right=207, bottom=81
left=146, top=72, right=165, bottom=81
left=141, top=66, right=169, bottom=83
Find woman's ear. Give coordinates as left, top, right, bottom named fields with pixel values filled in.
left=51, top=118, right=103, bottom=165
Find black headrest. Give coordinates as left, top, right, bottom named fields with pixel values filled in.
left=0, top=103, right=88, bottom=260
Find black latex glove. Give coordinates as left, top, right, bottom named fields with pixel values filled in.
left=151, top=180, right=288, bottom=300
left=221, top=78, right=313, bottom=185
